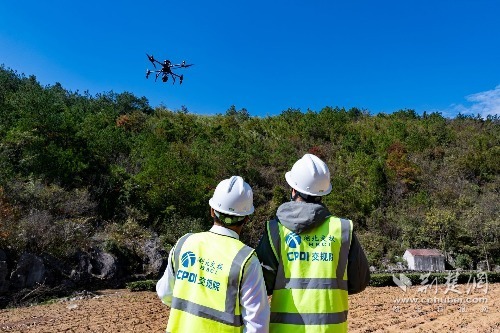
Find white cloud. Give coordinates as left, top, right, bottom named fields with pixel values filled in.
left=446, top=85, right=500, bottom=118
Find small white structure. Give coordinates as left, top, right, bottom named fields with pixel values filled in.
left=403, top=249, right=445, bottom=271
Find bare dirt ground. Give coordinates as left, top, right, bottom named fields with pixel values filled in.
left=0, top=284, right=498, bottom=332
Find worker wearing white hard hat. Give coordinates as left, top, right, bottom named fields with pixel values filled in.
left=256, top=154, right=370, bottom=333
left=285, top=153, right=332, bottom=198
left=157, top=176, right=269, bottom=333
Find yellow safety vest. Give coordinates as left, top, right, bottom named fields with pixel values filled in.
left=267, top=217, right=353, bottom=333
left=166, top=231, right=254, bottom=333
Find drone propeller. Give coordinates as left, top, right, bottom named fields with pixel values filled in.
left=180, top=60, right=193, bottom=68
left=171, top=63, right=194, bottom=69
left=146, top=53, right=158, bottom=68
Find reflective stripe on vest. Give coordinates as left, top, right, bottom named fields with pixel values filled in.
left=283, top=277, right=348, bottom=290
left=267, top=217, right=353, bottom=332
left=270, top=311, right=349, bottom=325
left=173, top=232, right=193, bottom=276
left=167, top=232, right=254, bottom=332
left=170, top=297, right=243, bottom=327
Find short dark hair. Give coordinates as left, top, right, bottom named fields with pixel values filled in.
left=293, top=190, right=322, bottom=203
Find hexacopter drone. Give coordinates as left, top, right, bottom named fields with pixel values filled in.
left=146, top=53, right=193, bottom=85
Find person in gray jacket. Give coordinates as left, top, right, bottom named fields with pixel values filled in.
left=256, top=153, right=370, bottom=332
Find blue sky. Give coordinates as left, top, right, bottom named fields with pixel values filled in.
left=1, top=0, right=499, bottom=118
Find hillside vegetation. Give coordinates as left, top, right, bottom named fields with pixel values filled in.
left=0, top=65, right=499, bottom=271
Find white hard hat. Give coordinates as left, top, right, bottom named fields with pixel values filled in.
left=209, top=176, right=254, bottom=216
left=285, top=154, right=332, bottom=196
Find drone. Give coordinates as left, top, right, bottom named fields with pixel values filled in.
left=146, top=53, right=193, bottom=84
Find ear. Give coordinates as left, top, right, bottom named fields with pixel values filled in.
left=210, top=208, right=215, bottom=217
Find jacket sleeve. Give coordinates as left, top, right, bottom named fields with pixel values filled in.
left=156, top=247, right=175, bottom=305
left=347, top=231, right=370, bottom=294
left=240, top=254, right=270, bottom=333
left=255, top=224, right=278, bottom=296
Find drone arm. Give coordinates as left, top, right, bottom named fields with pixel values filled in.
left=171, top=63, right=194, bottom=68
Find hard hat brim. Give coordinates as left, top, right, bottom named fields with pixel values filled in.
left=285, top=171, right=332, bottom=197
left=209, top=198, right=255, bottom=216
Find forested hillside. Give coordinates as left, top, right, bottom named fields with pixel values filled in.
left=1, top=65, right=499, bottom=272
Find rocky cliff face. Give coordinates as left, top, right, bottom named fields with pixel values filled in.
left=0, top=236, right=167, bottom=308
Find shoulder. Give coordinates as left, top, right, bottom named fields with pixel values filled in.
left=242, top=253, right=262, bottom=278
left=266, top=217, right=281, bottom=232
left=172, top=232, right=195, bottom=253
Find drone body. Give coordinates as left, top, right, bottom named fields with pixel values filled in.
left=146, top=54, right=193, bottom=85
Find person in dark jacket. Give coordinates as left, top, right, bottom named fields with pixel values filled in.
left=256, top=153, right=370, bottom=333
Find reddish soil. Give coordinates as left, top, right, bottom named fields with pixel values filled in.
left=0, top=285, right=498, bottom=332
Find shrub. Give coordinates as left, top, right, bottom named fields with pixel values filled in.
left=126, top=280, right=157, bottom=292
left=455, top=254, right=473, bottom=270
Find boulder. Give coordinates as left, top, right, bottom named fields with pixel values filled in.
left=396, top=262, right=406, bottom=270
left=141, top=236, right=167, bottom=278
left=10, top=253, right=45, bottom=289
left=0, top=249, right=9, bottom=293
left=70, top=248, right=119, bottom=283
left=477, top=260, right=490, bottom=271
left=69, top=251, right=92, bottom=284
left=89, top=248, right=118, bottom=279
left=40, top=253, right=72, bottom=287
